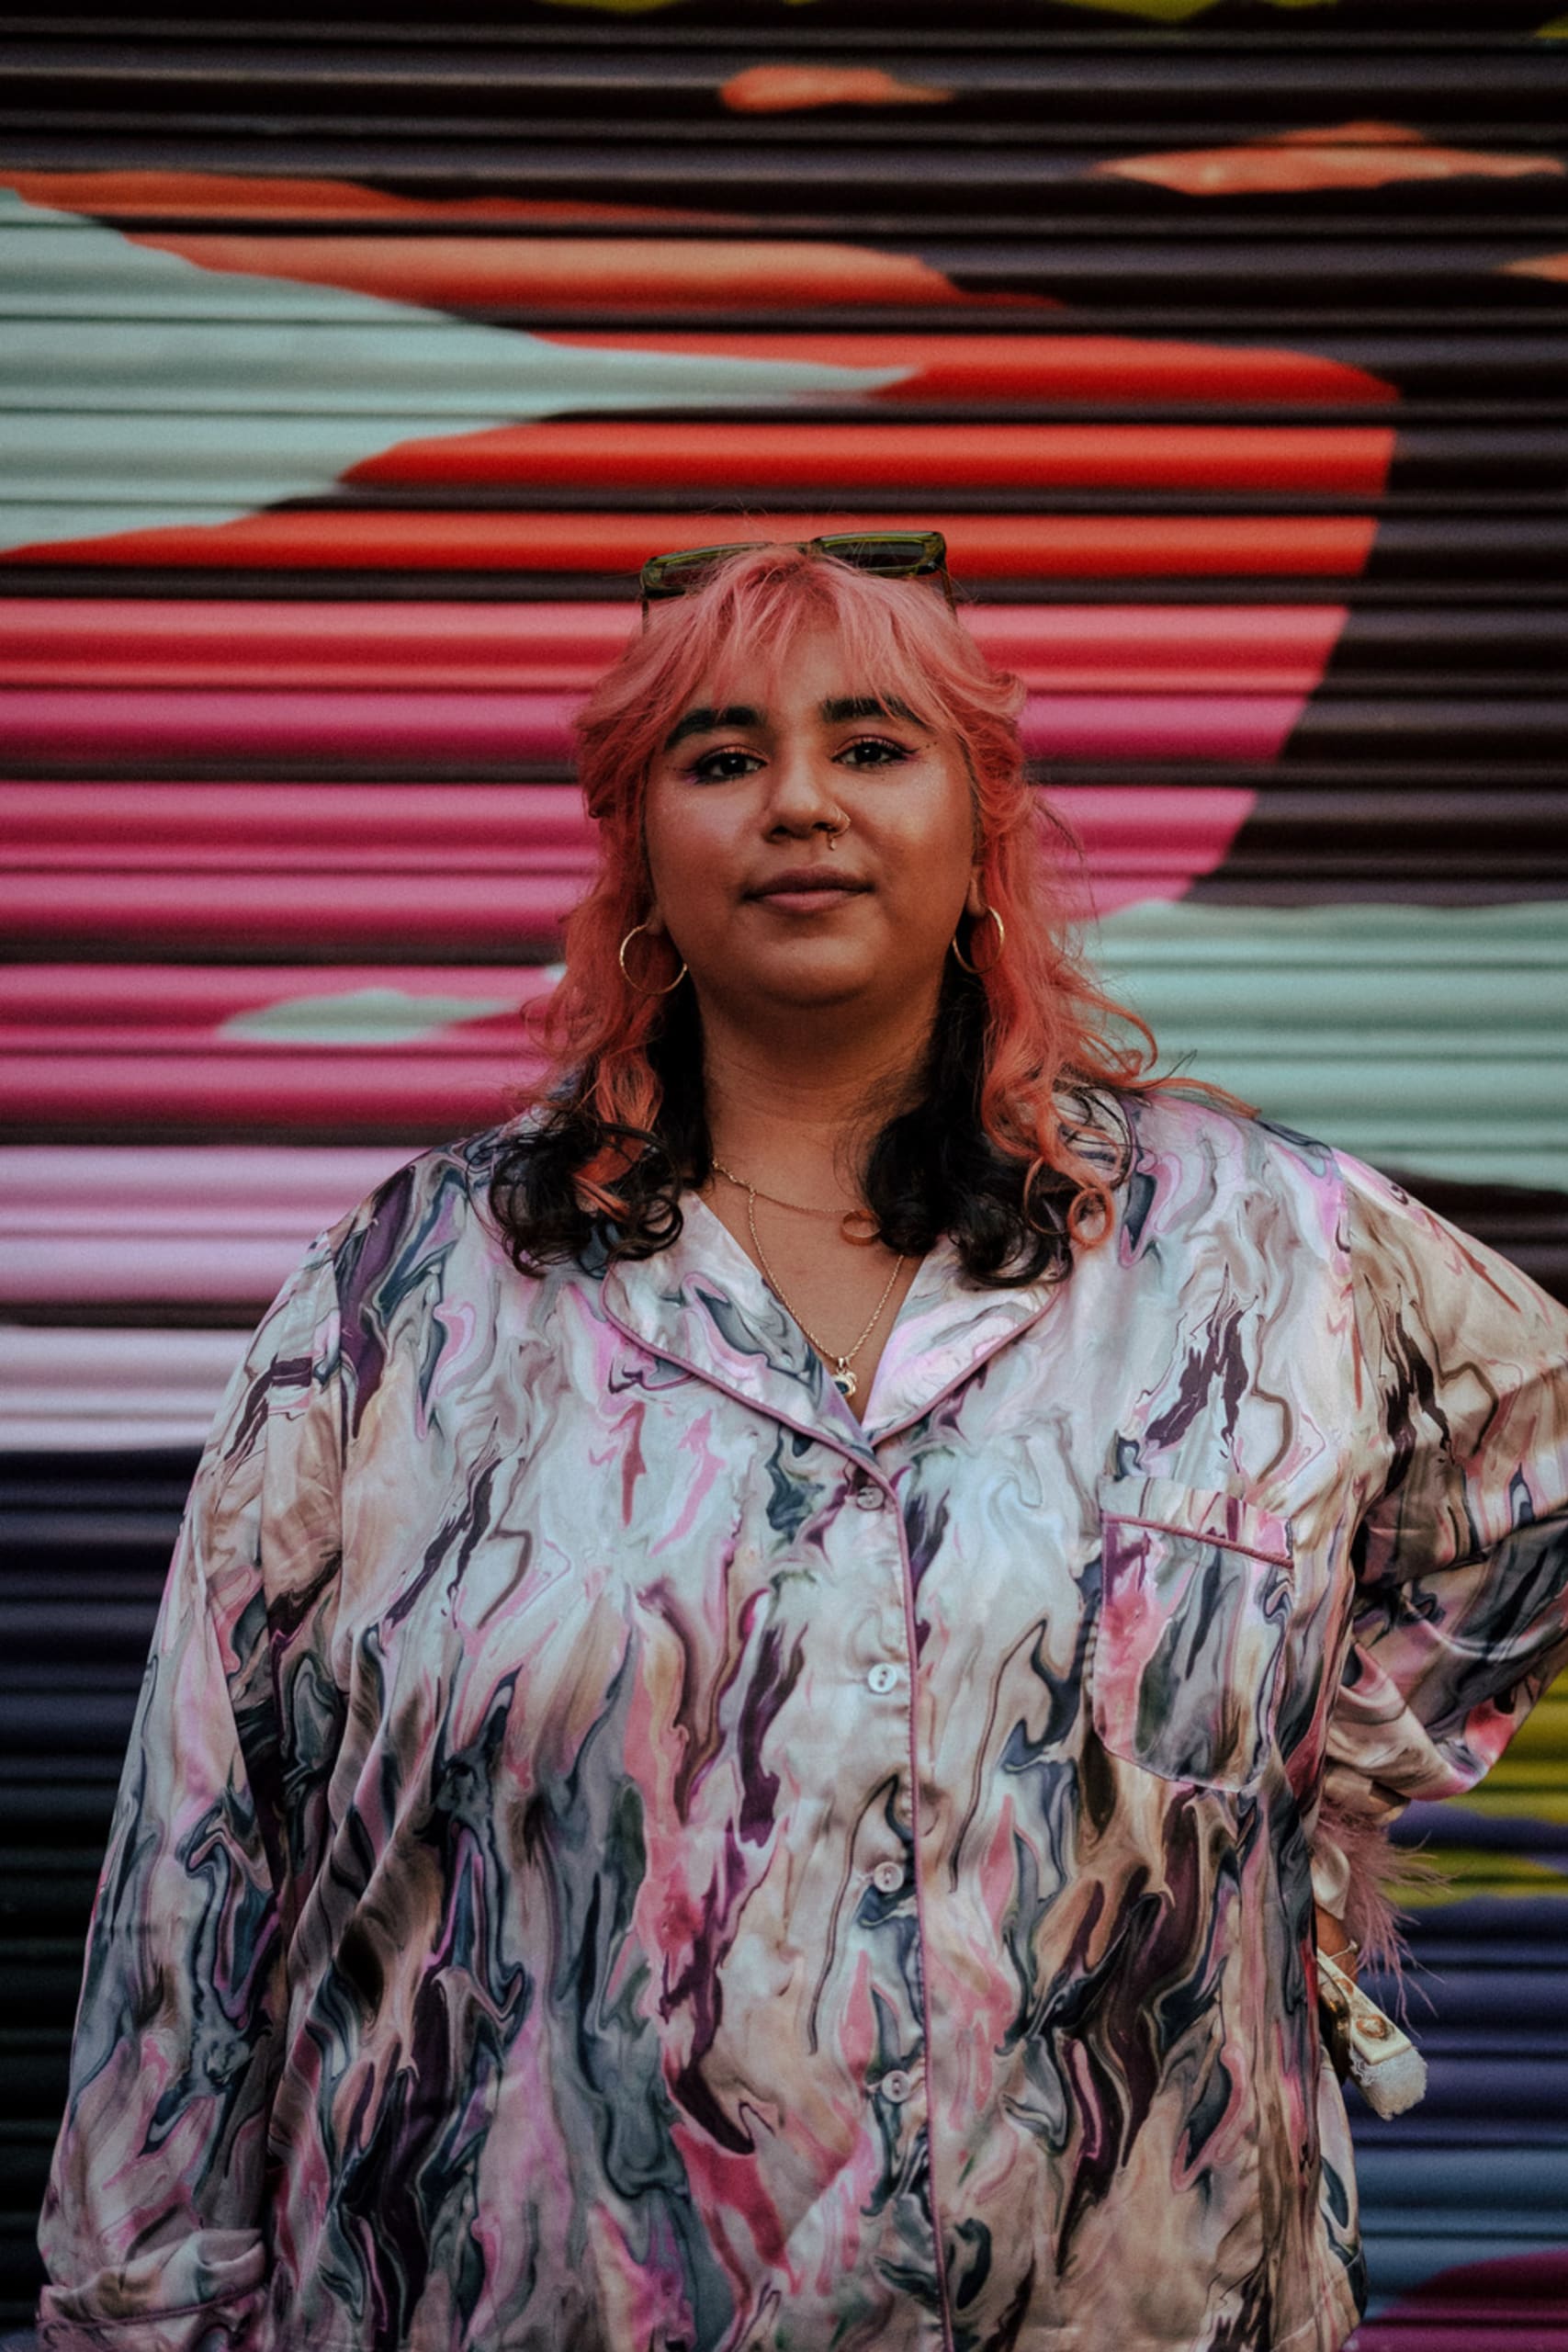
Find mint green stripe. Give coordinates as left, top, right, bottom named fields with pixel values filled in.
left=1096, top=899, right=1568, bottom=1192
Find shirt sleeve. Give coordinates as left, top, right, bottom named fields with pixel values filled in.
left=1308, top=1151, right=1568, bottom=1967
left=36, top=1232, right=345, bottom=2352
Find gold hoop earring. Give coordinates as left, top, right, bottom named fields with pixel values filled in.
left=618, top=920, right=687, bottom=997
left=951, top=906, right=1005, bottom=976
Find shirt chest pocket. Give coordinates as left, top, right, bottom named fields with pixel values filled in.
left=1089, top=1474, right=1295, bottom=1794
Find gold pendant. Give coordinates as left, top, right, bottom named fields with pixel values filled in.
left=832, top=1364, right=857, bottom=1398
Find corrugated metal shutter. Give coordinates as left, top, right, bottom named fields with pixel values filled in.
left=2, top=5, right=1564, bottom=2341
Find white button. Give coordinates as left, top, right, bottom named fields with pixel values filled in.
left=871, top=1860, right=905, bottom=1894
left=852, top=1476, right=886, bottom=1511
left=866, top=1662, right=900, bottom=1695
left=881, top=2069, right=913, bottom=2105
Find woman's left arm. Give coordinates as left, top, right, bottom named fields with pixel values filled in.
left=1310, top=1152, right=1568, bottom=1973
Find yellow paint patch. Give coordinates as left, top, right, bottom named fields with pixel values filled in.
left=536, top=0, right=690, bottom=14
left=1055, top=0, right=1335, bottom=18
left=1053, top=0, right=1225, bottom=18
left=1446, top=1790, right=1568, bottom=1826
left=1395, top=1849, right=1568, bottom=1907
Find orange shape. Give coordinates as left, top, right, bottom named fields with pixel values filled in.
left=0, top=164, right=753, bottom=228
left=551, top=332, right=1397, bottom=408
left=1506, top=250, right=1568, bottom=279
left=720, top=64, right=952, bottom=113
left=1272, top=120, right=1424, bottom=144
left=118, top=230, right=1046, bottom=314
left=1100, top=119, right=1564, bottom=195
left=3, top=510, right=1379, bottom=580
left=346, top=420, right=1393, bottom=499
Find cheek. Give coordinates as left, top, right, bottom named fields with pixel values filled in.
left=885, top=782, right=978, bottom=919
left=643, top=785, right=735, bottom=933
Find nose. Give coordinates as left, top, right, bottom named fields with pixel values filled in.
left=762, top=738, right=845, bottom=839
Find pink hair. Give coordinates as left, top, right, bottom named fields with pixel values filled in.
left=523, top=541, right=1161, bottom=1234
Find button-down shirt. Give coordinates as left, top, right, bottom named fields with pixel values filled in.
left=37, top=1096, right=1568, bottom=2352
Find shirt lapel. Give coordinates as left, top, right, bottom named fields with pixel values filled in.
left=600, top=1197, right=1064, bottom=1456
left=859, top=1238, right=1064, bottom=1443
left=598, top=1193, right=875, bottom=1460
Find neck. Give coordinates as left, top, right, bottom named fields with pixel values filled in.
left=699, top=989, right=936, bottom=1208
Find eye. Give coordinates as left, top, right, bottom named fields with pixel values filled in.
left=838, top=736, right=914, bottom=769
left=687, top=746, right=764, bottom=783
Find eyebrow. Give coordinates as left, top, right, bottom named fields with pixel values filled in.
left=661, top=694, right=930, bottom=752
left=661, top=704, right=760, bottom=752
left=820, top=695, right=929, bottom=729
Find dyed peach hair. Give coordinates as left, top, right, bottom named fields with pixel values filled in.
left=524, top=541, right=1158, bottom=1242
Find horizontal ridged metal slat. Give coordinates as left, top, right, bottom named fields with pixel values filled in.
left=0, top=2, right=1564, bottom=2343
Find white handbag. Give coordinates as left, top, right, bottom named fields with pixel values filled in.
left=1316, top=1947, right=1428, bottom=2119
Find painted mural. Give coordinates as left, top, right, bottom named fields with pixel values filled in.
left=1, top=1, right=1565, bottom=2341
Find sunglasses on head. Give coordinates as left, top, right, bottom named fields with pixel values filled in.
left=638, top=529, right=954, bottom=620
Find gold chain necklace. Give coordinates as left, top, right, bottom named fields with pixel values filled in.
left=710, top=1159, right=904, bottom=1400
left=710, top=1159, right=843, bottom=1219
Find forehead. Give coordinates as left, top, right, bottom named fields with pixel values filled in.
left=674, top=624, right=939, bottom=735
left=693, top=607, right=935, bottom=709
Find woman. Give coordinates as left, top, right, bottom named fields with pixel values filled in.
left=38, top=539, right=1568, bottom=2352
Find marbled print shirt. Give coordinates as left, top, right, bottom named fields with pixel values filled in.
left=37, top=1097, right=1568, bottom=2352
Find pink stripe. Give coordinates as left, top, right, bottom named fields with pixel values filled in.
left=0, top=600, right=634, bottom=692
left=0, top=874, right=576, bottom=947
left=0, top=1143, right=415, bottom=1303
left=0, top=689, right=583, bottom=765
left=0, top=786, right=1254, bottom=947
left=3, top=1417, right=233, bottom=1451
left=0, top=1325, right=248, bottom=1383
left=1021, top=695, right=1306, bottom=764
left=4, top=777, right=1249, bottom=865
left=0, top=1327, right=247, bottom=1449
left=0, top=964, right=546, bottom=1021
left=0, top=1144, right=411, bottom=1209
left=0, top=1050, right=537, bottom=1125
left=1, top=688, right=1302, bottom=767
left=0, top=1235, right=336, bottom=1304
left=3, top=1023, right=528, bottom=1051
left=0, top=600, right=1348, bottom=693
left=976, top=604, right=1345, bottom=689
left=2, top=781, right=592, bottom=854
left=1350, top=2329, right=1568, bottom=2351
left=1051, top=784, right=1254, bottom=912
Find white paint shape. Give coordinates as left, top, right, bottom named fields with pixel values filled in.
left=0, top=188, right=912, bottom=553
left=221, top=985, right=519, bottom=1046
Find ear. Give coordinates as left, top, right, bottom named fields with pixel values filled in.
left=644, top=905, right=667, bottom=936
left=964, top=868, right=988, bottom=919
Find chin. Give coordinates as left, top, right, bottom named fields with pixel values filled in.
left=715, top=956, right=886, bottom=1015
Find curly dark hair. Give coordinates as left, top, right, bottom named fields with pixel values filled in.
left=490, top=961, right=1135, bottom=1290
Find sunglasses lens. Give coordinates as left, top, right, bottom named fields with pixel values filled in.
left=639, top=530, right=952, bottom=607
left=640, top=543, right=761, bottom=599
left=816, top=532, right=944, bottom=578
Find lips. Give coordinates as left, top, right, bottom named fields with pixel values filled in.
left=748, top=866, right=871, bottom=903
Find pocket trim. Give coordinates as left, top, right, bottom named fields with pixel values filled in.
left=1096, top=1473, right=1292, bottom=1570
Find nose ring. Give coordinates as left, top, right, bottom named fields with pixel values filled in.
left=823, top=812, right=851, bottom=851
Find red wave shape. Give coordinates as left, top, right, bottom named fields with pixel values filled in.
left=4, top=510, right=1380, bottom=576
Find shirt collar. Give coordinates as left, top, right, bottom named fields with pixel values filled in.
left=598, top=1193, right=1063, bottom=1455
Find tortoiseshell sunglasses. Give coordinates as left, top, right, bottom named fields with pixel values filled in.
left=638, top=529, right=955, bottom=622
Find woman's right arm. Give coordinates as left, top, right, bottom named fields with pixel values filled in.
left=35, top=1235, right=345, bottom=2352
